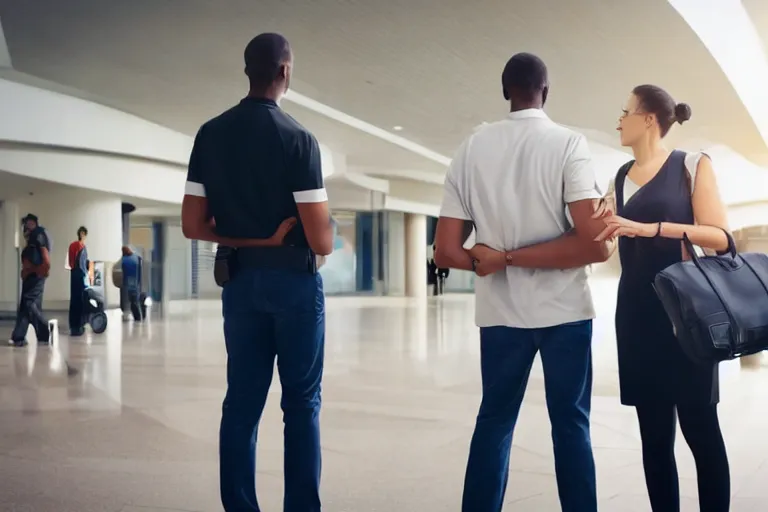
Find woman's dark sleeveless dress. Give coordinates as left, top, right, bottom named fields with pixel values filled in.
left=615, top=150, right=719, bottom=406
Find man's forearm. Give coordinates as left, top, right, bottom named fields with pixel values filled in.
left=434, top=246, right=475, bottom=272
left=188, top=224, right=275, bottom=248
left=505, top=231, right=613, bottom=270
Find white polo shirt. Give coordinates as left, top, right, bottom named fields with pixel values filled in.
left=440, top=109, right=602, bottom=329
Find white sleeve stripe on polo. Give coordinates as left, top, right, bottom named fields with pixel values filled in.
left=293, top=188, right=328, bottom=203
left=184, top=181, right=206, bottom=198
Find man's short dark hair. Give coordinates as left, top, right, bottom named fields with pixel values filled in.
left=77, top=226, right=88, bottom=239
left=244, top=33, right=292, bottom=88
left=22, top=213, right=38, bottom=224
left=501, top=53, right=548, bottom=102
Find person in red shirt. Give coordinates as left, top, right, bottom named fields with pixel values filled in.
left=68, top=226, right=93, bottom=336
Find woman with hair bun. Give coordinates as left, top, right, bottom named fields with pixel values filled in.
left=593, top=85, right=731, bottom=512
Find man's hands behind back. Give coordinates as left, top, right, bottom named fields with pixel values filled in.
left=468, top=244, right=506, bottom=277
left=467, top=198, right=614, bottom=276
left=265, top=217, right=297, bottom=246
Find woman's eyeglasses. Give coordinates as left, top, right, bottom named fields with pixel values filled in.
left=620, top=109, right=645, bottom=119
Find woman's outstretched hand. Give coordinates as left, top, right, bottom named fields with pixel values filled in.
left=591, top=197, right=615, bottom=220
left=594, top=215, right=657, bottom=242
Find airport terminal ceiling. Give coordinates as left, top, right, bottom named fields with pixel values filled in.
left=1, top=0, right=767, bottom=169
left=743, top=0, right=768, bottom=51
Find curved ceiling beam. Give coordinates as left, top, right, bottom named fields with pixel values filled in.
left=0, top=146, right=186, bottom=204
left=668, top=0, right=768, bottom=146
left=354, top=167, right=445, bottom=185
left=284, top=90, right=451, bottom=167
left=0, top=77, right=192, bottom=165
left=0, top=76, right=342, bottom=177
left=0, top=17, right=10, bottom=68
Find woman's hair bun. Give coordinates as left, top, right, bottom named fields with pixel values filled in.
left=674, top=103, right=692, bottom=124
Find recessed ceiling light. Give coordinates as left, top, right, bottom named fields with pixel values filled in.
left=393, top=125, right=403, bottom=131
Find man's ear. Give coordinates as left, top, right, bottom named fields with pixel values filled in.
left=542, top=86, right=549, bottom=106
left=503, top=87, right=510, bottom=101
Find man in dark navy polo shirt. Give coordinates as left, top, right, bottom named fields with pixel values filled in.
left=181, top=32, right=333, bottom=512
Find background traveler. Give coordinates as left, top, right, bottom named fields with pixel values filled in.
left=117, top=246, right=145, bottom=322
left=436, top=264, right=450, bottom=295
left=428, top=244, right=450, bottom=295
left=10, top=214, right=52, bottom=347
left=181, top=32, right=333, bottom=512
left=67, top=226, right=92, bottom=336
left=427, top=246, right=438, bottom=294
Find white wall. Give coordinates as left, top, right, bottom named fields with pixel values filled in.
left=16, top=189, right=123, bottom=310
left=0, top=148, right=187, bottom=205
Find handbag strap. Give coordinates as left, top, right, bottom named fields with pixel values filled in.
left=682, top=230, right=737, bottom=262
left=683, top=233, right=742, bottom=345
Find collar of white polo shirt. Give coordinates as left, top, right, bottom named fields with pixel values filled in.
left=507, top=108, right=549, bottom=121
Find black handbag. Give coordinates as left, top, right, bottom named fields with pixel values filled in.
left=653, top=232, right=768, bottom=365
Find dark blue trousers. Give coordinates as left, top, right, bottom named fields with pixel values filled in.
left=462, top=320, right=597, bottom=512
left=219, top=268, right=325, bottom=512
left=12, top=276, right=49, bottom=343
left=69, top=269, right=87, bottom=334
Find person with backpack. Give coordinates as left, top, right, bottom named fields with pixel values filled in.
left=118, top=246, right=145, bottom=322
left=10, top=214, right=52, bottom=346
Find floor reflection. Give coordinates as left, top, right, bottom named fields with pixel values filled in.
left=0, top=281, right=766, bottom=511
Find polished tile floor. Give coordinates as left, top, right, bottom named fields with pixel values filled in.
left=1, top=278, right=767, bottom=511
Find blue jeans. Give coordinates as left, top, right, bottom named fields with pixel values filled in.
left=462, top=320, right=597, bottom=512
left=219, top=268, right=325, bottom=512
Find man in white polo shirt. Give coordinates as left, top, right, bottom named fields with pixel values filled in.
left=434, top=53, right=613, bottom=512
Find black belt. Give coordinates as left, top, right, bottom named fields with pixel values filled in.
left=234, top=246, right=317, bottom=274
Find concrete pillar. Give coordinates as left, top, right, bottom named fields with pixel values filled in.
left=0, top=200, right=20, bottom=314
left=159, top=220, right=172, bottom=317
left=17, top=190, right=123, bottom=310
left=385, top=212, right=406, bottom=296
left=121, top=202, right=136, bottom=245
left=404, top=213, right=427, bottom=298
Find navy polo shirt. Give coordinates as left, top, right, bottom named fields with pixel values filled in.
left=185, top=97, right=325, bottom=248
